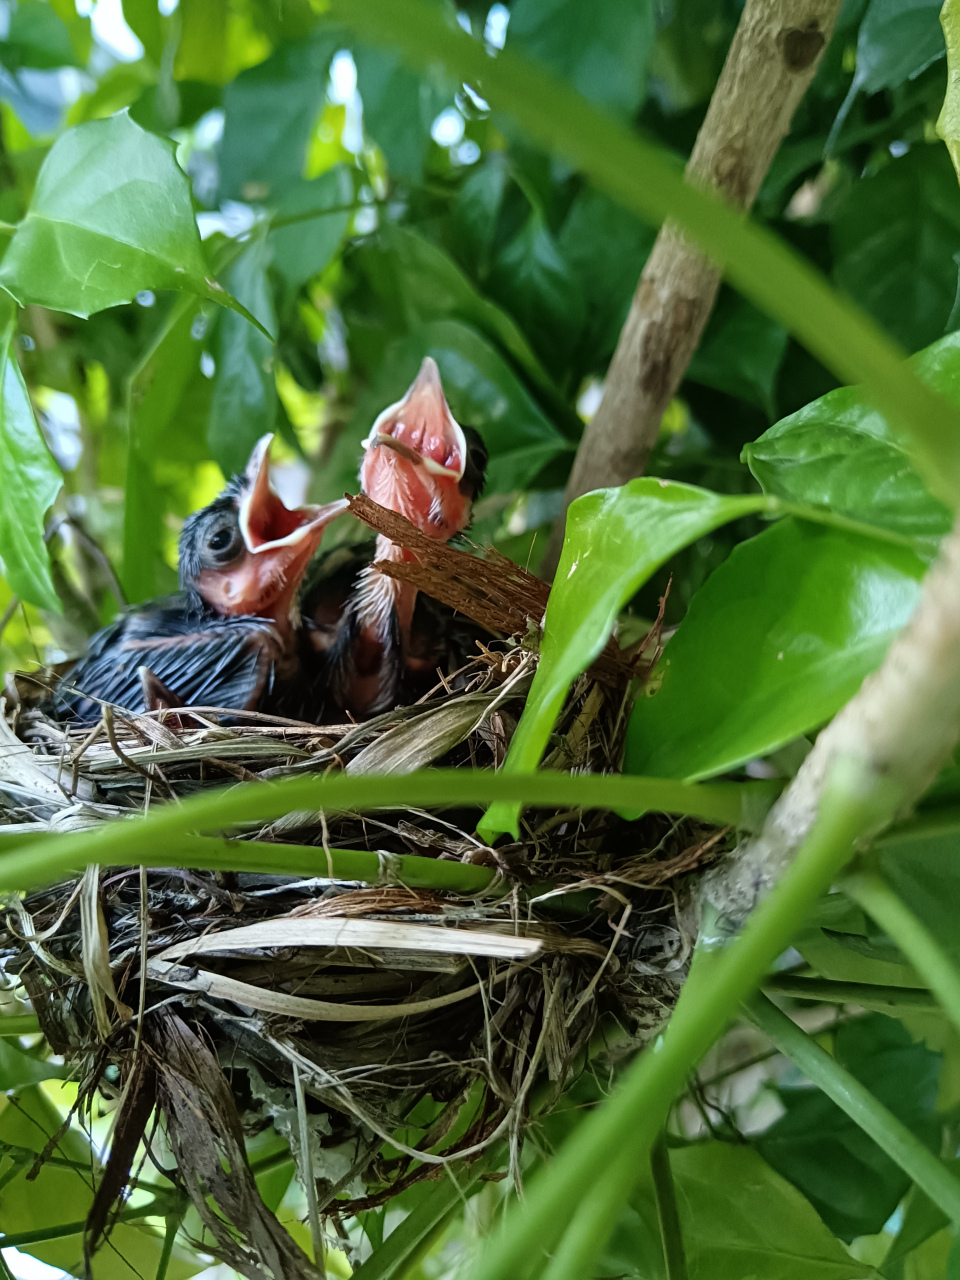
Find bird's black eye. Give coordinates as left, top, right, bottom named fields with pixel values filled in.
left=200, top=517, right=244, bottom=567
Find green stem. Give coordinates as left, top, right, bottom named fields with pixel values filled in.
left=745, top=991, right=960, bottom=1223
left=463, top=767, right=874, bottom=1280
left=842, top=869, right=960, bottom=1036
left=155, top=1205, right=186, bottom=1280
left=330, top=0, right=960, bottom=508
left=0, top=1198, right=169, bottom=1248
left=763, top=975, right=937, bottom=1012
left=351, top=1147, right=503, bottom=1280
left=539, top=1153, right=634, bottom=1280
left=269, top=199, right=370, bottom=230
left=0, top=1015, right=41, bottom=1037
left=651, top=1133, right=688, bottom=1280
left=0, top=770, right=772, bottom=896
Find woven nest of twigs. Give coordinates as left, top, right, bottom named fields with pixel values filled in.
left=0, top=499, right=723, bottom=1279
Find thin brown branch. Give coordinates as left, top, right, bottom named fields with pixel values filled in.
left=542, top=0, right=843, bottom=578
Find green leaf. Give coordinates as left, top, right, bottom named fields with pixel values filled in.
left=219, top=33, right=338, bottom=201
left=0, top=327, right=62, bottom=613
left=609, top=1143, right=879, bottom=1279
left=832, top=145, right=960, bottom=353
left=625, top=520, right=927, bottom=781
left=556, top=185, right=655, bottom=369
left=123, top=296, right=206, bottom=603
left=877, top=830, right=960, bottom=970
left=849, top=0, right=943, bottom=95
left=745, top=331, right=959, bottom=548
left=325, top=318, right=569, bottom=502
left=505, top=0, right=656, bottom=116
left=208, top=231, right=278, bottom=478
left=371, top=224, right=565, bottom=406
left=756, top=1014, right=941, bottom=1241
left=686, top=289, right=789, bottom=415
left=0, top=1, right=78, bottom=70
left=478, top=480, right=771, bottom=841
left=489, top=209, right=586, bottom=374
left=0, top=1087, right=199, bottom=1280
left=353, top=42, right=454, bottom=177
left=939, top=0, right=960, bottom=182
left=268, top=165, right=354, bottom=291
left=0, top=112, right=263, bottom=332
left=328, top=0, right=960, bottom=509
left=0, top=1039, right=63, bottom=1090
left=791, top=892, right=923, bottom=989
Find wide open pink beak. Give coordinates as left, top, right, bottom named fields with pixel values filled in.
left=200, top=434, right=348, bottom=620
left=359, top=359, right=471, bottom=541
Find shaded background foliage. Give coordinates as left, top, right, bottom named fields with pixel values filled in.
left=3, top=0, right=960, bottom=1277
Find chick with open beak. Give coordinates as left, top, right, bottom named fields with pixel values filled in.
left=58, top=436, right=348, bottom=723
left=319, top=357, right=487, bottom=718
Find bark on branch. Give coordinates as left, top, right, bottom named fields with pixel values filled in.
left=542, top=0, right=843, bottom=578
left=705, top=512, right=960, bottom=921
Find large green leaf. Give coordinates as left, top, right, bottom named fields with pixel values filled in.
left=0, top=1038, right=63, bottom=1089
left=0, top=113, right=259, bottom=328
left=489, top=210, right=586, bottom=375
left=369, top=224, right=564, bottom=406
left=268, top=166, right=355, bottom=291
left=0, top=1, right=78, bottom=70
left=323, top=318, right=570, bottom=502
left=848, top=0, right=944, bottom=96
left=832, top=145, right=960, bottom=353
left=353, top=42, right=454, bottom=177
left=625, top=519, right=927, bottom=781
left=745, top=331, right=958, bottom=549
left=556, top=185, right=655, bottom=370
left=478, top=480, right=771, bottom=841
left=505, top=0, right=656, bottom=116
left=607, top=1142, right=879, bottom=1278
left=756, top=1014, right=941, bottom=1242
left=939, top=0, right=960, bottom=182
left=208, top=231, right=278, bottom=478
left=0, top=327, right=62, bottom=612
left=219, top=33, right=337, bottom=201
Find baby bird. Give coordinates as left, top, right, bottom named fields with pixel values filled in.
left=314, top=357, right=487, bottom=719
left=58, top=435, right=348, bottom=723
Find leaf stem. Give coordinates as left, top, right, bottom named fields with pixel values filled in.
left=0, top=1198, right=169, bottom=1248
left=0, top=770, right=774, bottom=896
left=842, top=869, right=960, bottom=1036
left=763, top=974, right=937, bottom=1012
left=650, top=1132, right=688, bottom=1280
left=0, top=1014, right=41, bottom=1037
left=744, top=991, right=960, bottom=1224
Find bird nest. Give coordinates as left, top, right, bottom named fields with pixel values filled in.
left=0, top=509, right=721, bottom=1279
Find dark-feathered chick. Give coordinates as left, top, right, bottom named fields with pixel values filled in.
left=58, top=435, right=348, bottom=723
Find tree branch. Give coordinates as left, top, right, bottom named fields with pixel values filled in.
left=542, top=0, right=843, bottom=577
left=705, top=511, right=960, bottom=921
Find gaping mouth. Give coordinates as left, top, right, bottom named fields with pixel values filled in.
left=360, top=357, right=468, bottom=486
left=240, top=434, right=349, bottom=553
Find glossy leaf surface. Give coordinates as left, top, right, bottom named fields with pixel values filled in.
left=0, top=330, right=62, bottom=612
left=625, top=520, right=926, bottom=781
left=479, top=480, right=771, bottom=840
left=0, top=113, right=253, bottom=326
left=745, top=331, right=959, bottom=548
